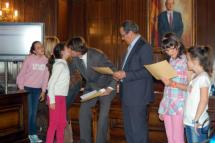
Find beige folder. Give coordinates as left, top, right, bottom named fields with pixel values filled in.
left=144, top=60, right=177, bottom=80
left=92, top=67, right=114, bottom=75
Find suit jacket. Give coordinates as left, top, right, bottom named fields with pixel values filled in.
left=120, top=37, right=154, bottom=106
left=69, top=48, right=116, bottom=93
left=158, top=11, right=183, bottom=39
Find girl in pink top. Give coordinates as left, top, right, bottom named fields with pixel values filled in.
left=17, top=41, right=49, bottom=143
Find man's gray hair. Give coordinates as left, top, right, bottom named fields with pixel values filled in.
left=121, top=20, right=139, bottom=33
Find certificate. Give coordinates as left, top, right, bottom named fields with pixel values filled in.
left=144, top=60, right=177, bottom=80
left=92, top=67, right=114, bottom=75
left=80, top=89, right=105, bottom=102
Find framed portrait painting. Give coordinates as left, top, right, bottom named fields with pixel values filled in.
left=147, top=0, right=196, bottom=48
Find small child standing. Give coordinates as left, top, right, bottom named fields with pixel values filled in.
left=158, top=33, right=188, bottom=143
left=184, top=45, right=213, bottom=143
left=46, top=43, right=72, bottom=143
left=17, top=41, right=49, bottom=143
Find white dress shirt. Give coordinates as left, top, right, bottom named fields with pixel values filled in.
left=122, top=35, right=141, bottom=69
left=79, top=52, right=114, bottom=90
left=79, top=53, right=87, bottom=68
left=167, top=10, right=173, bottom=25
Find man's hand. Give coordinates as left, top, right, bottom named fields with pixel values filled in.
left=100, top=88, right=113, bottom=96
left=194, top=123, right=201, bottom=136
left=113, top=71, right=126, bottom=81
left=39, top=92, right=46, bottom=102
left=161, top=77, right=172, bottom=86
left=159, top=114, right=164, bottom=121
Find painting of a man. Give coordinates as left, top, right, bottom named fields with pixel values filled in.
left=158, top=0, right=184, bottom=40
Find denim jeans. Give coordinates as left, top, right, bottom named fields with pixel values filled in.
left=185, top=125, right=209, bottom=143
left=25, top=86, right=41, bottom=135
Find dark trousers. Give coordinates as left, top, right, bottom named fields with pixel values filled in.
left=66, top=81, right=82, bottom=109
left=122, top=104, right=149, bottom=143
left=79, top=91, right=115, bottom=143
left=25, top=86, right=41, bottom=135
left=66, top=81, right=81, bottom=119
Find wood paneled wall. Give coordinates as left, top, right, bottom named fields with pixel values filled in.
left=57, top=0, right=69, bottom=41
left=13, top=0, right=66, bottom=39
left=196, top=0, right=215, bottom=48
left=23, top=0, right=58, bottom=36
left=11, top=0, right=215, bottom=54
left=68, top=0, right=86, bottom=39
left=67, top=0, right=215, bottom=66
left=68, top=0, right=148, bottom=67
left=85, top=0, right=119, bottom=65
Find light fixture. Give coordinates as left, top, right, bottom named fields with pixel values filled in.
left=0, top=1, right=18, bottom=22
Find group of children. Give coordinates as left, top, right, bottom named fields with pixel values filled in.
left=159, top=33, right=214, bottom=143
left=17, top=40, right=72, bottom=143
left=16, top=32, right=214, bottom=143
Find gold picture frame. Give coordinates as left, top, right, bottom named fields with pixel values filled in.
left=147, top=0, right=196, bottom=49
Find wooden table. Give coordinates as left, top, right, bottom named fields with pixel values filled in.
left=0, top=91, right=28, bottom=143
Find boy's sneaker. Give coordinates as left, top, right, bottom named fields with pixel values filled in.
left=28, top=135, right=43, bottom=143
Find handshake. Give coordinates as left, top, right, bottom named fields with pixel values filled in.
left=112, top=70, right=126, bottom=81
left=92, top=66, right=126, bottom=81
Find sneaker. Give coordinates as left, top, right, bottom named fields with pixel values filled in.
left=28, top=135, right=43, bottom=143
left=28, top=135, right=34, bottom=143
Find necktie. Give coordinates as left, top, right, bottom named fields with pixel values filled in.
left=169, top=12, right=173, bottom=27
left=80, top=59, right=87, bottom=70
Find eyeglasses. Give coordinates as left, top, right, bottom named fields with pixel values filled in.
left=162, top=47, right=176, bottom=53
left=120, top=32, right=129, bottom=38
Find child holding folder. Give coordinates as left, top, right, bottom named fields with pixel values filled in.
left=158, top=33, right=188, bottom=143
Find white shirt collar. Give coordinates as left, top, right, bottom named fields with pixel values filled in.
left=79, top=52, right=87, bottom=60
left=130, top=35, right=141, bottom=48
left=167, top=10, right=173, bottom=14
left=79, top=52, right=87, bottom=68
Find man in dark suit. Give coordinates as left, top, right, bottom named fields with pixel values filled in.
left=67, top=37, right=116, bottom=143
left=158, top=0, right=183, bottom=40
left=66, top=70, right=82, bottom=119
left=113, top=20, right=154, bottom=143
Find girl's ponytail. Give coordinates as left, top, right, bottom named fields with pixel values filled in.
left=188, top=45, right=213, bottom=76
left=47, top=54, right=55, bottom=76
left=46, top=43, right=65, bottom=76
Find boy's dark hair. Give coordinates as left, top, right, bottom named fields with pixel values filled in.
left=67, top=37, right=88, bottom=55
left=161, top=32, right=185, bottom=59
left=188, top=45, right=213, bottom=76
left=30, top=41, right=41, bottom=54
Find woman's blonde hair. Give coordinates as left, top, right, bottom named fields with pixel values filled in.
left=44, top=36, right=60, bottom=58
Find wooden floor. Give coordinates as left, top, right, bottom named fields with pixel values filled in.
left=33, top=91, right=215, bottom=143
left=35, top=82, right=168, bottom=143
left=67, top=82, right=168, bottom=143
